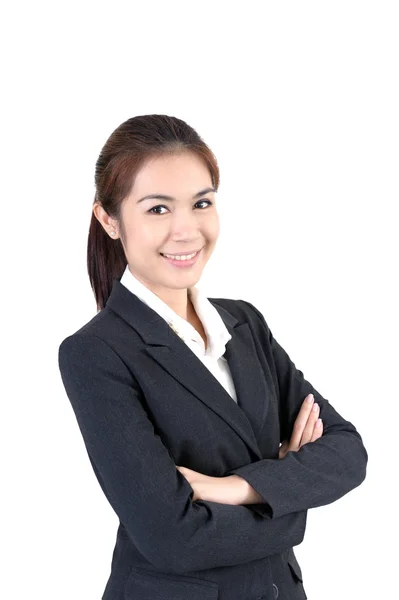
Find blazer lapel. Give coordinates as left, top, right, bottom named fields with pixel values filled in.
left=106, top=278, right=268, bottom=460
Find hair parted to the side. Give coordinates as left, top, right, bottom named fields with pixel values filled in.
left=88, top=114, right=220, bottom=312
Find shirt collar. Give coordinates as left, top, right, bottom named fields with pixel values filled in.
left=119, top=265, right=231, bottom=359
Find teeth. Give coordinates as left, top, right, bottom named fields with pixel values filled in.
left=163, top=251, right=198, bottom=261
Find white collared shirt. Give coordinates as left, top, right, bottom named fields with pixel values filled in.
left=120, top=265, right=238, bottom=403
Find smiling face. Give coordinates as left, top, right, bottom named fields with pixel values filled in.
left=97, top=151, right=220, bottom=304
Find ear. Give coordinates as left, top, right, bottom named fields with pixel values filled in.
left=93, top=203, right=119, bottom=239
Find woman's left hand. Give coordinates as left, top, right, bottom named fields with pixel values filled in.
left=176, top=465, right=243, bottom=505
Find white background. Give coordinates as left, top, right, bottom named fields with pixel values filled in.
left=2, top=1, right=398, bottom=598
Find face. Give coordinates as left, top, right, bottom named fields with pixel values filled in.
left=97, top=151, right=220, bottom=301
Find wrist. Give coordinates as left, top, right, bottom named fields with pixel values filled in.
left=228, top=475, right=264, bottom=505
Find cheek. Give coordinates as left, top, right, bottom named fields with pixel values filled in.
left=123, top=223, right=160, bottom=260
left=128, top=220, right=160, bottom=245
left=207, top=216, right=220, bottom=240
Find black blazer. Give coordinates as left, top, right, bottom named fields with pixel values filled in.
left=58, top=277, right=367, bottom=600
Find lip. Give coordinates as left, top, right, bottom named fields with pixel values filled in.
left=160, top=248, right=203, bottom=257
left=160, top=247, right=203, bottom=268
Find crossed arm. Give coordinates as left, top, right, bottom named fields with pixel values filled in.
left=177, top=392, right=323, bottom=505
left=179, top=298, right=368, bottom=518
left=58, top=302, right=366, bottom=572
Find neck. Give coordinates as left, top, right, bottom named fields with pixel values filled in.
left=155, top=286, right=191, bottom=321
left=128, top=266, right=191, bottom=318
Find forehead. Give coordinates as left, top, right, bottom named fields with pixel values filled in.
left=132, top=152, right=213, bottom=196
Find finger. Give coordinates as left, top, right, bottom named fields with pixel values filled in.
left=279, top=440, right=289, bottom=459
left=310, top=418, right=323, bottom=442
left=289, top=394, right=315, bottom=450
left=299, top=402, right=320, bottom=446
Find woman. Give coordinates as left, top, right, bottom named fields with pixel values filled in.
left=58, top=114, right=367, bottom=600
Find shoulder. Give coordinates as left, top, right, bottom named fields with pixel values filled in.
left=58, top=306, right=127, bottom=362
left=59, top=305, right=110, bottom=339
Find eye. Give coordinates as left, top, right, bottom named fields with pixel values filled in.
left=196, top=199, right=213, bottom=209
left=147, top=199, right=213, bottom=215
left=148, top=205, right=168, bottom=215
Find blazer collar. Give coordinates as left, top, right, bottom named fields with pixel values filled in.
left=119, top=265, right=232, bottom=359
left=106, top=277, right=268, bottom=459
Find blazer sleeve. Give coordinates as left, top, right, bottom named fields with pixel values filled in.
left=225, top=300, right=368, bottom=520
left=58, top=332, right=308, bottom=574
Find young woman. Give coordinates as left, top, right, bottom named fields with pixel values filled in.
left=58, top=114, right=367, bottom=600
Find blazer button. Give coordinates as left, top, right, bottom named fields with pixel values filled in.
left=272, top=583, right=279, bottom=598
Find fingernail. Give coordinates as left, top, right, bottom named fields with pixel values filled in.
left=316, top=418, right=322, bottom=427
left=312, top=402, right=319, bottom=412
left=307, top=394, right=314, bottom=403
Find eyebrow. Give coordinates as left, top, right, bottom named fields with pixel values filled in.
left=136, top=187, right=216, bottom=204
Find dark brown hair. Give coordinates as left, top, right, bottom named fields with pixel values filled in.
left=88, top=114, right=220, bottom=311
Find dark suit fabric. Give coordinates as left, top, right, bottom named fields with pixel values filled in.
left=58, top=277, right=367, bottom=600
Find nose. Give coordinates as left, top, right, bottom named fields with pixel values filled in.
left=169, top=207, right=201, bottom=240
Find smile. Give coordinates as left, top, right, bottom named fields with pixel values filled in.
left=160, top=248, right=203, bottom=267
left=161, top=250, right=199, bottom=260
